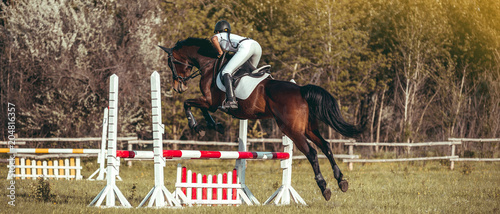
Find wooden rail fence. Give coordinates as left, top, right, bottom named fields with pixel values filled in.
left=2, top=137, right=499, bottom=172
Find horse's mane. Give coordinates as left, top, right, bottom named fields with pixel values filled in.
left=173, top=37, right=219, bottom=58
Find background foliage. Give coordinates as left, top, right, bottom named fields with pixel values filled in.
left=1, top=0, right=499, bottom=144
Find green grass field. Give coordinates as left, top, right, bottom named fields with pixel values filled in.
left=1, top=159, right=499, bottom=214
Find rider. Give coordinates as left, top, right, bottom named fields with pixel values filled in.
left=211, top=20, right=262, bottom=110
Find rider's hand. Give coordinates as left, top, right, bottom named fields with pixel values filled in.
left=217, top=52, right=223, bottom=58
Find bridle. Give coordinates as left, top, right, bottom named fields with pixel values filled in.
left=167, top=53, right=214, bottom=85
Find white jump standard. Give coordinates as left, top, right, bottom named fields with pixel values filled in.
left=138, top=71, right=181, bottom=208
left=88, top=108, right=109, bottom=181
left=264, top=135, right=306, bottom=205
left=89, top=74, right=132, bottom=208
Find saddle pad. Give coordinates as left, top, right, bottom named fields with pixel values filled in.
left=216, top=72, right=270, bottom=100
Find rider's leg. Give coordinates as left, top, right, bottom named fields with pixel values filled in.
left=221, top=41, right=255, bottom=74
left=221, top=73, right=238, bottom=109
left=247, top=42, right=262, bottom=68
left=220, top=41, right=257, bottom=109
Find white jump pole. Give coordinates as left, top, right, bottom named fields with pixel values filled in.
left=264, top=135, right=306, bottom=205
left=138, top=71, right=181, bottom=208
left=88, top=108, right=108, bottom=181
left=89, top=74, right=132, bottom=208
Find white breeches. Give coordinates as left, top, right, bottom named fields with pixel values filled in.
left=221, top=40, right=262, bottom=76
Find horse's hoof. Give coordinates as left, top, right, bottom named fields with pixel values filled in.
left=322, top=188, right=331, bottom=201
left=339, top=180, right=348, bottom=192
left=193, top=125, right=206, bottom=136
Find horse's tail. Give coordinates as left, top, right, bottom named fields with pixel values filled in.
left=300, top=84, right=366, bottom=138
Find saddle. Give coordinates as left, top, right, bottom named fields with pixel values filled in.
left=231, top=62, right=271, bottom=87
left=215, top=59, right=272, bottom=100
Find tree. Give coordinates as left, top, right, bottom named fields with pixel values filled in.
left=1, top=0, right=162, bottom=139
left=442, top=0, right=500, bottom=138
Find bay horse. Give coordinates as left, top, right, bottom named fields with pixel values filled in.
left=159, top=37, right=366, bottom=201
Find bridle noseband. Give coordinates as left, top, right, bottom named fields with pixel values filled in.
left=167, top=54, right=202, bottom=84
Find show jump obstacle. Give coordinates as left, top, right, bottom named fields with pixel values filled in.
left=5, top=155, right=83, bottom=180
left=2, top=107, right=122, bottom=181
left=88, top=71, right=305, bottom=208
left=171, top=132, right=304, bottom=206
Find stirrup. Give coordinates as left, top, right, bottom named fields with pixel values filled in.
left=222, top=100, right=238, bottom=110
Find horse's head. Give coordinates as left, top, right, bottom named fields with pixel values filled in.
left=159, top=38, right=219, bottom=93
left=159, top=45, right=193, bottom=93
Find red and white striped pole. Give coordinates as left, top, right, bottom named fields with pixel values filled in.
left=116, top=150, right=289, bottom=160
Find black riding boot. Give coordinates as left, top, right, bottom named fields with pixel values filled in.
left=222, top=73, right=238, bottom=109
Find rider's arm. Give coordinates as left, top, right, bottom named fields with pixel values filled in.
left=211, top=36, right=224, bottom=58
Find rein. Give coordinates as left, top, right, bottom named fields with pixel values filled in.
left=213, top=52, right=227, bottom=86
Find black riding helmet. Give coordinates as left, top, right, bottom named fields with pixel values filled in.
left=214, top=20, right=239, bottom=49
left=214, top=20, right=231, bottom=33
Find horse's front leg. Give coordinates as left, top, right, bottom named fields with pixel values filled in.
left=184, top=98, right=224, bottom=135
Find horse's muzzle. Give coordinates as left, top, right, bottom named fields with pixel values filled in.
left=173, top=81, right=188, bottom=93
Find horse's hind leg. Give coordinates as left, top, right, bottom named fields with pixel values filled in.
left=201, top=109, right=224, bottom=134
left=267, top=87, right=331, bottom=200
left=285, top=132, right=332, bottom=201
left=306, top=125, right=349, bottom=192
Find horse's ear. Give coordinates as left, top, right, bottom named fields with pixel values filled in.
left=158, top=45, right=172, bottom=55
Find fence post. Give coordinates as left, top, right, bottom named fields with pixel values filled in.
left=450, top=144, right=456, bottom=170
left=348, top=144, right=354, bottom=171
left=127, top=142, right=133, bottom=167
